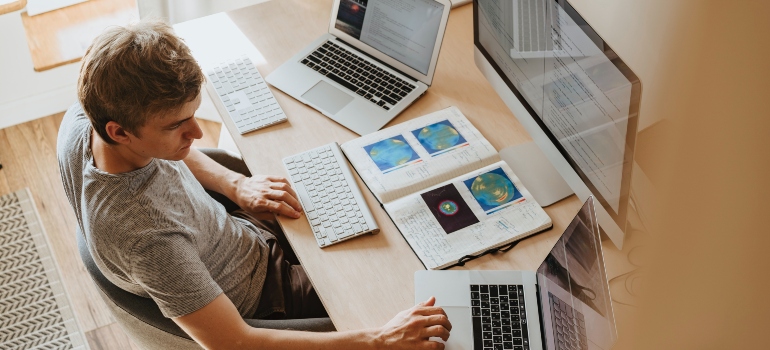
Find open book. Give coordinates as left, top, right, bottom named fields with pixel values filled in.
left=341, top=106, right=552, bottom=269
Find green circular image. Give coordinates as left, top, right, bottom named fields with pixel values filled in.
left=470, top=173, right=516, bottom=207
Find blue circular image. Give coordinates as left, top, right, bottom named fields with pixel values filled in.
left=417, top=123, right=461, bottom=151
left=438, top=200, right=459, bottom=216
left=368, top=138, right=415, bottom=169
left=470, top=173, right=516, bottom=207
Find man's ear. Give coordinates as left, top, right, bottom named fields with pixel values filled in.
left=104, top=121, right=133, bottom=145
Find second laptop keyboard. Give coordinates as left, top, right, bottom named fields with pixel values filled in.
left=283, top=142, right=379, bottom=248
left=300, top=41, right=416, bottom=111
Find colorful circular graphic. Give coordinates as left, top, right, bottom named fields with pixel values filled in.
left=368, top=138, right=415, bottom=169
left=417, top=123, right=461, bottom=151
left=438, top=200, right=459, bottom=216
left=470, top=173, right=516, bottom=207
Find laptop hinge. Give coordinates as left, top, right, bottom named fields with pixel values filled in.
left=334, top=38, right=421, bottom=85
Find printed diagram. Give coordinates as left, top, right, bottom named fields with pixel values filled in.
left=464, top=167, right=524, bottom=214
left=411, top=120, right=468, bottom=156
left=421, top=184, right=480, bottom=234
left=364, top=135, right=421, bottom=173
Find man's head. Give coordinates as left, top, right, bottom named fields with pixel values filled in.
left=78, top=19, right=205, bottom=160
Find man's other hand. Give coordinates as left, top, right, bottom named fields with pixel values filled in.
left=376, top=296, right=452, bottom=350
left=234, top=175, right=302, bottom=218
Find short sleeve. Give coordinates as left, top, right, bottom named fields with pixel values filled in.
left=130, top=231, right=223, bottom=318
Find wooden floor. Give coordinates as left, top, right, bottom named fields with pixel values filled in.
left=0, top=112, right=221, bottom=350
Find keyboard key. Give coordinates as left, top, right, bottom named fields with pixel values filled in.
left=381, top=95, right=397, bottom=105
left=327, top=73, right=359, bottom=92
left=307, top=55, right=321, bottom=64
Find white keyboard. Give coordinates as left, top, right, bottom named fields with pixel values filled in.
left=283, top=143, right=379, bottom=247
left=207, top=56, right=287, bottom=134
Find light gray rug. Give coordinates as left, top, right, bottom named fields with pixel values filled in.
left=0, top=189, right=86, bottom=350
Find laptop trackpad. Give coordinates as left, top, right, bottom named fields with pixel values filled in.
left=433, top=307, right=473, bottom=350
left=302, top=80, right=353, bottom=115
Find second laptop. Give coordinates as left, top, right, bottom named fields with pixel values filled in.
left=266, top=0, right=452, bottom=135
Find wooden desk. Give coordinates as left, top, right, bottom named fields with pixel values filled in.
left=222, top=0, right=582, bottom=331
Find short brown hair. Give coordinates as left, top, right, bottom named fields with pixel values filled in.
left=78, top=19, right=204, bottom=144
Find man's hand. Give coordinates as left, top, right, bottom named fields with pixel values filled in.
left=233, top=174, right=303, bottom=218
left=375, top=296, right=452, bottom=350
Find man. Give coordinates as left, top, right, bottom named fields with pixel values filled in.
left=58, top=19, right=451, bottom=349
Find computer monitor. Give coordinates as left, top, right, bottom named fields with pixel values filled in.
left=473, top=0, right=641, bottom=248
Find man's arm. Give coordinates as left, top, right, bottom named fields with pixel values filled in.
left=183, top=147, right=302, bottom=218
left=175, top=293, right=451, bottom=350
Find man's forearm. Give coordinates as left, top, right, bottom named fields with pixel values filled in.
left=183, top=147, right=243, bottom=202
left=176, top=294, right=383, bottom=350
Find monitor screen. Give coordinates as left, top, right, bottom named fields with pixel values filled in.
left=334, top=0, right=445, bottom=75
left=537, top=197, right=616, bottom=349
left=474, top=0, right=641, bottom=230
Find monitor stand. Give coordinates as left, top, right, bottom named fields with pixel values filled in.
left=500, top=142, right=573, bottom=207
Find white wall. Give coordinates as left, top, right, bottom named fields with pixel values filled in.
left=0, top=8, right=81, bottom=130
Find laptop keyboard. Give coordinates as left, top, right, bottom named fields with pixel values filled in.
left=300, top=41, right=416, bottom=111
left=471, top=284, right=531, bottom=350
left=548, top=293, right=587, bottom=350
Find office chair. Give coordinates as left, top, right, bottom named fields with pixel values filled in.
left=76, top=148, right=335, bottom=350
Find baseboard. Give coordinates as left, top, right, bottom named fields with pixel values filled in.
left=0, top=84, right=77, bottom=130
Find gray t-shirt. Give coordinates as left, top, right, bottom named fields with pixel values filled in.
left=57, top=104, right=270, bottom=318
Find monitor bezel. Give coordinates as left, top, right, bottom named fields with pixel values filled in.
left=473, top=0, right=642, bottom=233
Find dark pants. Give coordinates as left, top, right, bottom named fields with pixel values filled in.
left=199, top=149, right=328, bottom=321
left=234, top=211, right=328, bottom=320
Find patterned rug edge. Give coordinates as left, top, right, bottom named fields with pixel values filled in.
left=0, top=188, right=87, bottom=350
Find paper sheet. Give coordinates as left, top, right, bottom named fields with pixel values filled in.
left=341, top=106, right=499, bottom=203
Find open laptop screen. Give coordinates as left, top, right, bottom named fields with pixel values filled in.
left=334, top=0, right=445, bottom=75
left=536, top=197, right=616, bottom=349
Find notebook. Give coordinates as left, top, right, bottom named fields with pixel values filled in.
left=340, top=106, right=552, bottom=269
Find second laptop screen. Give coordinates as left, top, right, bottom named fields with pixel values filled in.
left=335, top=0, right=445, bottom=75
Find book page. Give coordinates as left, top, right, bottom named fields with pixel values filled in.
left=384, top=161, right=552, bottom=270
left=341, top=106, right=499, bottom=203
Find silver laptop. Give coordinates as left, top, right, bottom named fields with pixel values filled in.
left=265, top=0, right=451, bottom=135
left=415, top=197, right=617, bottom=350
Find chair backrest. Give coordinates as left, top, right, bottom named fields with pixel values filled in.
left=76, top=229, right=195, bottom=339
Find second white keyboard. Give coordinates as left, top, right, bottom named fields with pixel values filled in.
left=283, top=143, right=379, bottom=247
